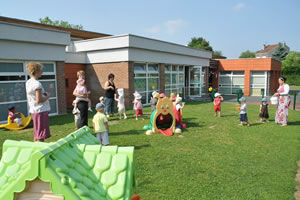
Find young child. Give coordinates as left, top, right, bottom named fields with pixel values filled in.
left=133, top=92, right=144, bottom=120
left=73, top=70, right=93, bottom=112
left=8, top=105, right=22, bottom=127
left=259, top=98, right=269, bottom=122
left=115, top=88, right=127, bottom=119
left=150, top=91, right=159, bottom=112
left=239, top=97, right=250, bottom=126
left=93, top=103, right=109, bottom=146
left=99, top=96, right=106, bottom=105
left=173, top=97, right=186, bottom=129
left=72, top=100, right=80, bottom=129
left=213, top=93, right=224, bottom=117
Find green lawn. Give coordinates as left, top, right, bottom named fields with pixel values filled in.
left=290, top=85, right=300, bottom=90
left=1, top=102, right=300, bottom=199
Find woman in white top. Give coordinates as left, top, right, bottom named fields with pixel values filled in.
left=26, top=62, right=51, bottom=141
left=274, top=77, right=290, bottom=126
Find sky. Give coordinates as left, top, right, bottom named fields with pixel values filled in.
left=1, top=0, right=299, bottom=58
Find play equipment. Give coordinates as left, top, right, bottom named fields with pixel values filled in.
left=0, top=126, right=137, bottom=200
left=144, top=96, right=176, bottom=136
left=270, top=96, right=278, bottom=105
left=0, top=112, right=31, bottom=130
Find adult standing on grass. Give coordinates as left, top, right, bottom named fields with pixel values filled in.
left=274, top=77, right=290, bottom=126
left=104, top=73, right=116, bottom=118
left=26, top=62, right=51, bottom=142
left=73, top=71, right=89, bottom=128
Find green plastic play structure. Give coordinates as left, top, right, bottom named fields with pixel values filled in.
left=0, top=126, right=136, bottom=200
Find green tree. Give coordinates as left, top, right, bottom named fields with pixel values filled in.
left=239, top=50, right=256, bottom=58
left=282, top=51, right=300, bottom=85
left=213, top=50, right=223, bottom=57
left=39, top=16, right=83, bottom=30
left=271, top=42, right=290, bottom=61
left=187, top=37, right=213, bottom=51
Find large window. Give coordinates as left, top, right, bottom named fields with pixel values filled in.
left=250, top=71, right=267, bottom=96
left=219, top=71, right=244, bottom=94
left=165, top=65, right=184, bottom=97
left=134, top=63, right=159, bottom=104
left=0, top=61, right=58, bottom=122
left=189, top=66, right=203, bottom=97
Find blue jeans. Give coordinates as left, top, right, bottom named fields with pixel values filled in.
left=105, top=97, right=114, bottom=115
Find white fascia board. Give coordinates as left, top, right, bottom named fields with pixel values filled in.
left=128, top=48, right=210, bottom=66
left=0, top=22, right=70, bottom=46
left=0, top=40, right=66, bottom=61
left=69, top=35, right=129, bottom=52
left=128, top=34, right=212, bottom=59
left=86, top=48, right=129, bottom=63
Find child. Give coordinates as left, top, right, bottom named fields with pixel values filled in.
left=72, top=100, right=80, bottom=129
left=73, top=70, right=93, bottom=112
left=26, top=62, right=51, bottom=142
left=99, top=96, right=106, bottom=105
left=93, top=103, right=109, bottom=146
left=8, top=105, right=22, bottom=127
left=213, top=93, right=223, bottom=117
left=239, top=97, right=250, bottom=126
left=133, top=92, right=144, bottom=120
left=173, top=97, right=186, bottom=129
left=259, top=98, right=269, bottom=122
left=115, top=88, right=127, bottom=119
left=150, top=91, right=159, bottom=112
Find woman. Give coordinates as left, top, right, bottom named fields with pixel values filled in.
left=274, top=77, right=290, bottom=126
left=26, top=62, right=51, bottom=141
left=104, top=73, right=116, bottom=118
left=73, top=71, right=89, bottom=128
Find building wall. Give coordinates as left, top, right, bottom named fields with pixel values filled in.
left=215, top=58, right=282, bottom=96
left=85, top=62, right=132, bottom=109
left=159, top=63, right=165, bottom=93
left=56, top=61, right=67, bottom=114
left=65, top=63, right=86, bottom=108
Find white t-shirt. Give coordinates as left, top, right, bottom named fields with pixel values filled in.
left=26, top=77, right=50, bottom=114
left=240, top=103, right=247, bottom=114
left=176, top=104, right=182, bottom=111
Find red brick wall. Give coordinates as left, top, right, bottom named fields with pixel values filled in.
left=85, top=62, right=132, bottom=108
left=65, top=63, right=86, bottom=108
left=56, top=61, right=67, bottom=114
left=159, top=63, right=165, bottom=93
left=214, top=58, right=282, bottom=96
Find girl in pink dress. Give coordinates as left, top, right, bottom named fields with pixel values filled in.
left=274, top=77, right=290, bottom=126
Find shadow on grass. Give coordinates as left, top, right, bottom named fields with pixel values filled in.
left=110, top=129, right=144, bottom=136
left=288, top=121, right=300, bottom=126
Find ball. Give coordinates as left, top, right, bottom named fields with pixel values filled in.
left=146, top=130, right=154, bottom=135
left=175, top=128, right=182, bottom=134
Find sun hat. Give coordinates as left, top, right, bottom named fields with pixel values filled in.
left=239, top=97, right=246, bottom=102
left=8, top=105, right=16, bottom=110
left=214, top=93, right=221, bottom=98
left=262, top=98, right=267, bottom=102
left=99, top=96, right=104, bottom=102
left=152, top=91, right=158, bottom=97
left=175, top=97, right=182, bottom=104
left=136, top=94, right=142, bottom=100
left=159, top=93, right=166, bottom=98
left=95, top=103, right=105, bottom=110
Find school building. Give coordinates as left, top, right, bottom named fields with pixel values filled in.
left=211, top=58, right=282, bottom=96
left=0, top=16, right=212, bottom=122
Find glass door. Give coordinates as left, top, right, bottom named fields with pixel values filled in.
left=189, top=66, right=202, bottom=97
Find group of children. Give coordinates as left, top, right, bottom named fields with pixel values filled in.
left=213, top=92, right=269, bottom=126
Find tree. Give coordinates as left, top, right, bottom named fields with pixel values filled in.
left=213, top=50, right=223, bottom=57
left=271, top=42, right=290, bottom=61
left=39, top=16, right=83, bottom=30
left=188, top=37, right=213, bottom=51
left=282, top=51, right=300, bottom=85
left=239, top=50, right=256, bottom=58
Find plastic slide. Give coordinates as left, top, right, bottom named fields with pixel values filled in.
left=0, top=113, right=32, bottom=130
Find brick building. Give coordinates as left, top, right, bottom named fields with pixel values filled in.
left=211, top=58, right=282, bottom=96
left=0, top=17, right=212, bottom=122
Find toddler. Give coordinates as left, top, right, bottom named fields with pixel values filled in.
left=213, top=93, right=223, bottom=117
left=93, top=103, right=109, bottom=146
left=115, top=88, right=127, bottom=119
left=133, top=92, right=144, bottom=120
left=259, top=98, right=269, bottom=122
left=73, top=70, right=92, bottom=112
left=239, top=97, right=250, bottom=126
left=72, top=100, right=80, bottom=129
left=8, top=105, right=22, bottom=127
left=150, top=91, right=159, bottom=112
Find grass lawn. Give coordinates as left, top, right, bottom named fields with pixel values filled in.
left=1, top=102, right=300, bottom=199
left=290, top=85, right=300, bottom=90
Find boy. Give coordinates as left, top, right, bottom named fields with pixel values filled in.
left=239, top=97, right=250, bottom=126
left=214, top=93, right=223, bottom=117
left=93, top=103, right=109, bottom=145
left=8, top=105, right=23, bottom=127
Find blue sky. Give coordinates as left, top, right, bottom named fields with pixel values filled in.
left=1, top=0, right=299, bottom=58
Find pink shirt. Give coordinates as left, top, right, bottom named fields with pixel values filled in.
left=214, top=97, right=221, bottom=106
